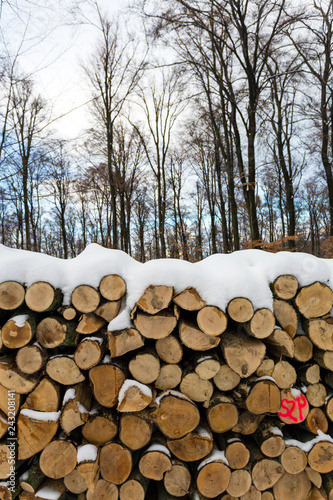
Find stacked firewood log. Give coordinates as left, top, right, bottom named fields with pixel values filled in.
left=0, top=273, right=333, bottom=499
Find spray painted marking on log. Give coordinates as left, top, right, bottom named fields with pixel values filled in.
left=278, top=395, right=308, bottom=424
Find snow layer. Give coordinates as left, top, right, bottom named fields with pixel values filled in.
left=285, top=430, right=333, bottom=452
left=290, top=387, right=302, bottom=398
left=77, top=444, right=98, bottom=463
left=63, top=388, right=75, bottom=405
left=227, top=437, right=241, bottom=444
left=11, top=314, right=28, bottom=327
left=269, top=426, right=283, bottom=437
left=146, top=442, right=171, bottom=457
left=256, top=376, right=277, bottom=384
left=197, top=449, right=229, bottom=471
left=154, top=390, right=193, bottom=406
left=35, top=487, right=62, bottom=499
left=20, top=409, right=60, bottom=421
left=81, top=336, right=103, bottom=345
left=196, top=426, right=211, bottom=439
left=118, top=379, right=152, bottom=405
left=77, top=402, right=89, bottom=414
left=0, top=244, right=332, bottom=331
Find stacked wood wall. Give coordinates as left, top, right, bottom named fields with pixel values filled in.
left=0, top=273, right=333, bottom=499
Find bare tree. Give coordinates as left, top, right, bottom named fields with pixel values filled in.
left=169, top=152, right=190, bottom=259
left=45, top=142, right=73, bottom=259
left=260, top=53, right=305, bottom=248
left=143, top=0, right=290, bottom=243
left=132, top=184, right=151, bottom=262
left=131, top=69, right=186, bottom=257
left=112, top=122, right=143, bottom=254
left=287, top=0, right=333, bottom=236
left=83, top=3, right=146, bottom=248
left=10, top=78, right=45, bottom=250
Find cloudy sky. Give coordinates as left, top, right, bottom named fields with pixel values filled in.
left=1, top=0, right=131, bottom=138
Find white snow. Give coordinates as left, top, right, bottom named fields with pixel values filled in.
left=49, top=354, right=74, bottom=359
left=77, top=402, right=89, bottom=414
left=81, top=336, right=103, bottom=345
left=62, top=389, right=88, bottom=413
left=0, top=245, right=332, bottom=332
left=19, top=471, right=29, bottom=481
left=11, top=314, right=28, bottom=327
left=118, top=379, right=152, bottom=405
left=154, top=390, right=193, bottom=406
left=146, top=442, right=171, bottom=457
left=35, top=487, right=62, bottom=499
left=290, top=387, right=302, bottom=398
left=197, top=449, right=229, bottom=471
left=20, top=409, right=60, bottom=421
left=269, top=426, right=283, bottom=437
left=63, top=388, right=75, bottom=405
left=256, top=376, right=277, bottom=384
left=227, top=437, right=241, bottom=444
left=77, top=444, right=98, bottom=463
left=326, top=392, right=333, bottom=404
left=197, top=355, right=214, bottom=363
left=196, top=426, right=212, bottom=439
left=285, top=430, right=333, bottom=452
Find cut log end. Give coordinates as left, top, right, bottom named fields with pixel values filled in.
left=273, top=275, right=298, bottom=300
left=25, top=282, right=62, bottom=312
left=137, top=285, right=173, bottom=314
left=150, top=394, right=200, bottom=439
left=197, top=461, right=231, bottom=498
left=134, top=310, right=177, bottom=339
left=296, top=281, right=333, bottom=319
left=89, top=364, right=125, bottom=407
left=0, top=281, right=25, bottom=310
left=197, top=305, right=228, bottom=336
left=173, top=287, right=206, bottom=311
left=71, top=285, right=100, bottom=313
left=249, top=308, right=275, bottom=339
left=39, top=440, right=77, bottom=479
left=99, top=274, right=126, bottom=301
left=100, top=442, right=132, bottom=485
left=227, top=297, right=254, bottom=323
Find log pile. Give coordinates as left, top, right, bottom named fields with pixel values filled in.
left=0, top=272, right=333, bottom=499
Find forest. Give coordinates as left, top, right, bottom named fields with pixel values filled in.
left=0, top=0, right=332, bottom=261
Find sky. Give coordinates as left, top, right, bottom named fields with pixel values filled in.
left=1, top=0, right=129, bottom=139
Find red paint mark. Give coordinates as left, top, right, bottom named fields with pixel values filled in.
left=297, top=395, right=307, bottom=421
left=278, top=395, right=307, bottom=423
left=279, top=398, right=297, bottom=422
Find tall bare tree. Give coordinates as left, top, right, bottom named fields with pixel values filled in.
left=112, top=122, right=143, bottom=254
left=45, top=142, right=73, bottom=259
left=143, top=0, right=289, bottom=243
left=260, top=53, right=305, bottom=248
left=83, top=3, right=146, bottom=248
left=10, top=78, right=45, bottom=250
left=288, top=0, right=333, bottom=236
left=131, top=69, right=186, bottom=258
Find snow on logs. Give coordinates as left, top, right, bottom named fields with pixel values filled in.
left=0, top=248, right=333, bottom=498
